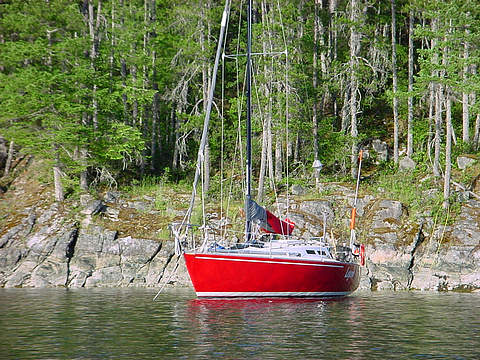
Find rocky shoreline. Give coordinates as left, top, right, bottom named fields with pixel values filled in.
left=1, top=187, right=479, bottom=292
left=1, top=153, right=479, bottom=292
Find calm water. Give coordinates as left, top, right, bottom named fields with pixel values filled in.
left=0, top=288, right=479, bottom=359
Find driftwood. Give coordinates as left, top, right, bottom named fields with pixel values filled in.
left=451, top=179, right=480, bottom=201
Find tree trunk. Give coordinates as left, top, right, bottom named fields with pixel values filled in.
left=472, top=65, right=480, bottom=148
left=433, top=83, right=443, bottom=178
left=0, top=34, right=4, bottom=72
left=341, top=90, right=349, bottom=134
left=329, top=1, right=339, bottom=119
left=350, top=0, right=360, bottom=179
left=391, top=0, right=399, bottom=164
left=53, top=148, right=64, bottom=202
left=474, top=113, right=480, bottom=149
left=121, top=58, right=128, bottom=122
left=4, top=140, right=14, bottom=176
left=109, top=1, right=115, bottom=81
left=462, top=28, right=470, bottom=143
left=257, top=0, right=272, bottom=201
left=88, top=0, right=100, bottom=131
left=139, top=0, right=149, bottom=177
left=150, top=0, right=159, bottom=172
left=443, top=91, right=452, bottom=209
left=267, top=118, right=274, bottom=189
left=151, top=66, right=160, bottom=172
left=172, top=105, right=180, bottom=170
left=275, top=133, right=282, bottom=182
left=427, top=83, right=434, bottom=160
left=257, top=115, right=268, bottom=202
left=294, top=133, right=300, bottom=164
left=432, top=19, right=442, bottom=178
left=407, top=9, right=414, bottom=157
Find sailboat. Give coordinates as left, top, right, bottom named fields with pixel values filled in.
left=174, top=0, right=364, bottom=298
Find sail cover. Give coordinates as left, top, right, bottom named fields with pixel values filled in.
left=248, top=200, right=295, bottom=235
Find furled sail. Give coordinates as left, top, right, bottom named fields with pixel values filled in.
left=248, top=200, right=295, bottom=235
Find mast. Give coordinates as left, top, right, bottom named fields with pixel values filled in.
left=183, top=0, right=230, bottom=237
left=245, top=0, right=253, bottom=242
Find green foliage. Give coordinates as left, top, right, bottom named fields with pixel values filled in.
left=367, top=167, right=435, bottom=220
left=0, top=0, right=479, bottom=212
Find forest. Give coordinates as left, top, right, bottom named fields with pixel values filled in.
left=1, top=0, right=480, bottom=210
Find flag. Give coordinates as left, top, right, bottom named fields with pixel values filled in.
left=248, top=200, right=295, bottom=235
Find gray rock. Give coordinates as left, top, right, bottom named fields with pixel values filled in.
left=286, top=213, right=306, bottom=231
left=347, top=195, right=374, bottom=216
left=399, top=156, right=416, bottom=171
left=80, top=194, right=94, bottom=207
left=105, top=207, right=120, bottom=221
left=372, top=139, right=389, bottom=162
left=457, top=155, right=476, bottom=170
left=37, top=204, right=59, bottom=224
left=0, top=247, right=23, bottom=269
left=128, top=201, right=149, bottom=211
left=291, top=184, right=306, bottom=196
left=104, top=191, right=121, bottom=203
left=456, top=191, right=470, bottom=202
left=3, top=166, right=480, bottom=293
left=377, top=200, right=403, bottom=220
left=449, top=200, right=480, bottom=246
left=65, top=227, right=173, bottom=288
left=370, top=200, right=403, bottom=233
left=81, top=200, right=105, bottom=216
left=299, top=200, right=335, bottom=223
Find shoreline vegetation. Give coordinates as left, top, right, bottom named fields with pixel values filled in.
left=0, top=152, right=479, bottom=292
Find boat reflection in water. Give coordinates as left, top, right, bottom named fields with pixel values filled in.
left=185, top=295, right=372, bottom=359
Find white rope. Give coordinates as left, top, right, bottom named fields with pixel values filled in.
left=153, top=254, right=181, bottom=301
left=154, top=0, right=231, bottom=300
left=221, top=53, right=225, bottom=240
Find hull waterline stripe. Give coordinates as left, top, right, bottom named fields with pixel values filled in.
left=194, top=255, right=345, bottom=268
left=196, top=291, right=352, bottom=297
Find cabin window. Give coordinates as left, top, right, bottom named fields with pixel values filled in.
left=306, top=249, right=316, bottom=255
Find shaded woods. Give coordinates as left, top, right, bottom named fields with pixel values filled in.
left=1, top=0, right=480, bottom=209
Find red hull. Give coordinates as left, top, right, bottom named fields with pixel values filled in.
left=184, top=252, right=360, bottom=297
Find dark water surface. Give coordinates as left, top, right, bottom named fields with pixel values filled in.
left=0, top=288, right=479, bottom=359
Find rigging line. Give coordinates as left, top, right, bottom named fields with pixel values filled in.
left=285, top=42, right=290, bottom=220
left=199, top=151, right=211, bottom=252
left=221, top=51, right=225, bottom=239
left=274, top=0, right=290, bottom=220
left=236, top=0, right=246, bottom=200
left=221, top=10, right=248, bottom=244
left=245, top=0, right=253, bottom=243
left=276, top=0, right=287, bottom=49
left=266, top=1, right=284, bottom=218
left=153, top=254, right=181, bottom=301
left=234, top=69, right=248, bottom=231
left=223, top=48, right=248, bottom=245
left=263, top=0, right=276, bottom=207
left=181, top=0, right=231, bottom=243
left=220, top=3, right=230, bottom=241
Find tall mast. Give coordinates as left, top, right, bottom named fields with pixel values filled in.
left=183, top=0, right=230, bottom=234
left=245, top=0, right=253, bottom=242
